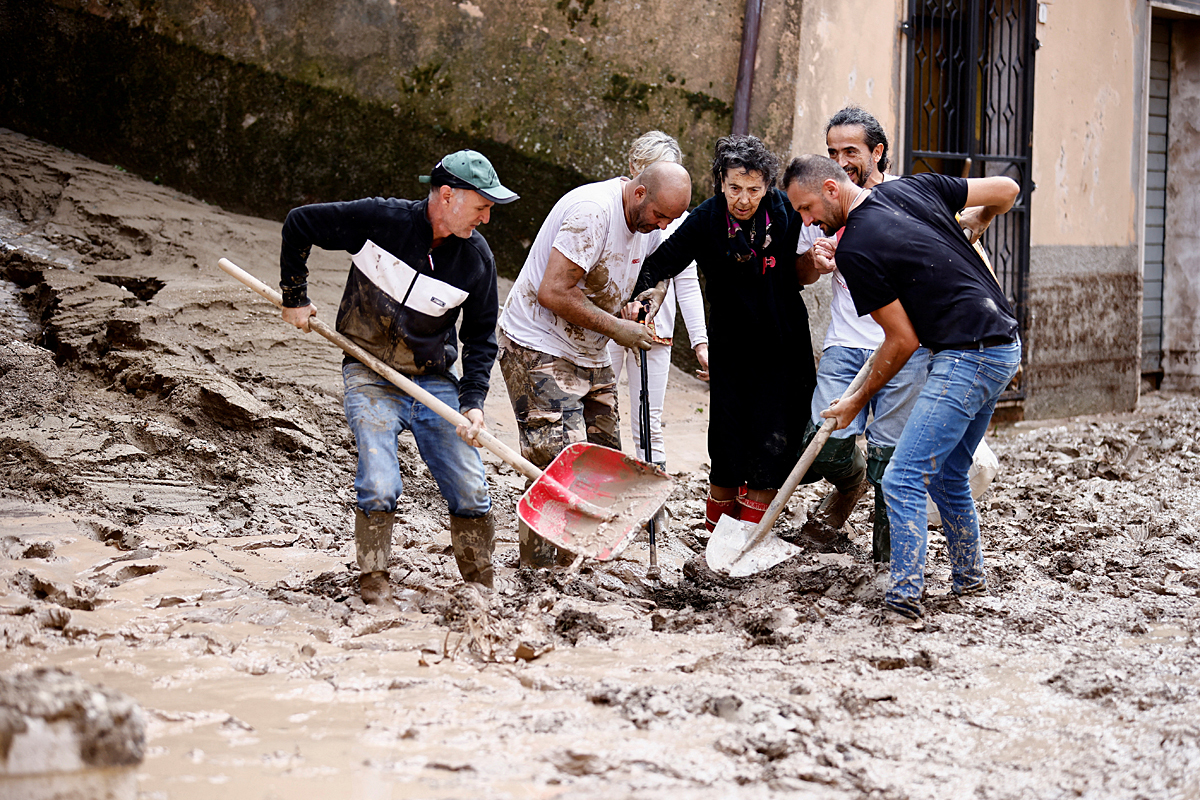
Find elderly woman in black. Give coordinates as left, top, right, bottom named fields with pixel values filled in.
left=632, top=135, right=819, bottom=533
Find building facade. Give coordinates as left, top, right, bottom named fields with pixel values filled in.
left=791, top=0, right=1200, bottom=417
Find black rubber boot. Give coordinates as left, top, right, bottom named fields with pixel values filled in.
left=867, top=444, right=896, bottom=564
left=450, top=511, right=496, bottom=588
left=354, top=508, right=395, bottom=604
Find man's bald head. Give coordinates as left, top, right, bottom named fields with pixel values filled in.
left=626, top=161, right=691, bottom=233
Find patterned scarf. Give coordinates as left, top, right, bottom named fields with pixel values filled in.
left=726, top=206, right=772, bottom=265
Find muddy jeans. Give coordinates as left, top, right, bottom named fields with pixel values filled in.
left=882, top=340, right=1021, bottom=618
left=342, top=361, right=491, bottom=517
left=497, top=330, right=621, bottom=469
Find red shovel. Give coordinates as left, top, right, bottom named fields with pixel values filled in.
left=217, top=258, right=673, bottom=562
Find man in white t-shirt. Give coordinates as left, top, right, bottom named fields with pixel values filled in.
left=498, top=161, right=691, bottom=567
left=786, top=107, right=931, bottom=563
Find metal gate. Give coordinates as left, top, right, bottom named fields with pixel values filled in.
left=903, top=0, right=1037, bottom=399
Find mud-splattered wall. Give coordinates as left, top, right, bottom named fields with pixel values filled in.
left=1162, top=19, right=1200, bottom=392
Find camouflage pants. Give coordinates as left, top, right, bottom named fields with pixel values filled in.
left=497, top=330, right=621, bottom=468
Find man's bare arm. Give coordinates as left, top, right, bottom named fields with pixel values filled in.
left=959, top=176, right=1020, bottom=243
left=538, top=248, right=654, bottom=350
left=821, top=299, right=920, bottom=430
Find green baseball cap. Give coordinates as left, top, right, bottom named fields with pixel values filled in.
left=419, top=150, right=519, bottom=204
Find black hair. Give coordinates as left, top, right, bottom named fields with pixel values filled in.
left=710, top=135, right=780, bottom=196
left=824, top=106, right=890, bottom=173
left=781, top=154, right=852, bottom=192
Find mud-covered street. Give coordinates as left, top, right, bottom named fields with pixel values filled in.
left=2, top=129, right=1199, bottom=799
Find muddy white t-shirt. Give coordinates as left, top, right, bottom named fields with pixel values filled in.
left=499, top=178, right=663, bottom=367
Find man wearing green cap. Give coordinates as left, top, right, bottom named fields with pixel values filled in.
left=278, top=150, right=518, bottom=604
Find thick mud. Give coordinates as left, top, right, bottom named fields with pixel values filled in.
left=1, top=128, right=1198, bottom=798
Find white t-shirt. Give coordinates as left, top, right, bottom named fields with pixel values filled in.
left=500, top=178, right=663, bottom=367
left=797, top=174, right=903, bottom=351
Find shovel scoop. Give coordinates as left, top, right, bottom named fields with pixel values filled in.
left=706, top=513, right=802, bottom=577
left=705, top=352, right=877, bottom=577
left=519, top=443, right=672, bottom=561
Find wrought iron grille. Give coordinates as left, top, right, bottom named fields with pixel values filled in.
left=904, top=0, right=1036, bottom=399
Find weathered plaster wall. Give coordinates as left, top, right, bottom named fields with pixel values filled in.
left=1030, top=1, right=1141, bottom=247
left=1022, top=0, right=1145, bottom=416
left=787, top=0, right=905, bottom=158
left=1161, top=18, right=1200, bottom=391
left=790, top=0, right=905, bottom=358
left=32, top=0, right=801, bottom=204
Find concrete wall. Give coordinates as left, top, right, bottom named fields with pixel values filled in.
left=1161, top=17, right=1200, bottom=391
left=1021, top=0, right=1146, bottom=417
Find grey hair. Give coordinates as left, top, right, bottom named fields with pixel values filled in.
left=711, top=135, right=779, bottom=195
left=627, top=131, right=683, bottom=178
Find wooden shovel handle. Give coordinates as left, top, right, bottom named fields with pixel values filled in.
left=731, top=350, right=878, bottom=563
left=216, top=258, right=543, bottom=482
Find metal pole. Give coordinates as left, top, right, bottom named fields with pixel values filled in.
left=732, top=0, right=763, bottom=135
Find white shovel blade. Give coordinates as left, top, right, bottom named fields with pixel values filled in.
left=705, top=515, right=802, bottom=577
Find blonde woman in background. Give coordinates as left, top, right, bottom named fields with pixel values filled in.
left=606, top=131, right=710, bottom=532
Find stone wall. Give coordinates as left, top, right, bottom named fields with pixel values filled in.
left=0, top=0, right=802, bottom=376
left=1, top=0, right=802, bottom=247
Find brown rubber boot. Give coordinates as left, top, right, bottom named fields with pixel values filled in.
left=519, top=517, right=560, bottom=568
left=801, top=480, right=868, bottom=550
left=809, top=477, right=869, bottom=531
left=450, top=511, right=496, bottom=588
left=359, top=571, right=392, bottom=605
left=354, top=508, right=395, bottom=604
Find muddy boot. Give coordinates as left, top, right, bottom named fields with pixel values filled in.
left=519, top=517, right=560, bottom=568
left=354, top=508, right=394, bottom=605
left=801, top=436, right=867, bottom=549
left=359, top=571, right=391, bottom=604
left=450, top=511, right=495, bottom=588
left=867, top=444, right=895, bottom=564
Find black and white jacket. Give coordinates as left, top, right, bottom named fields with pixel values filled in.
left=279, top=197, right=498, bottom=412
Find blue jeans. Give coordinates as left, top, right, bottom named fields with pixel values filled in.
left=342, top=361, right=491, bottom=518
left=810, top=345, right=930, bottom=447
left=882, top=340, right=1021, bottom=617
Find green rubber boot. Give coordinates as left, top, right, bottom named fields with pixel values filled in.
left=867, top=444, right=896, bottom=564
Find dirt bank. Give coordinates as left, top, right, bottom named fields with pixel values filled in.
left=1, top=128, right=1198, bottom=799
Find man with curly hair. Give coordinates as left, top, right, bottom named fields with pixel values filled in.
left=633, top=135, right=819, bottom=534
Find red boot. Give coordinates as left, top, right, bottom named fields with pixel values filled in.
left=705, top=493, right=739, bottom=533
left=737, top=495, right=769, bottom=526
